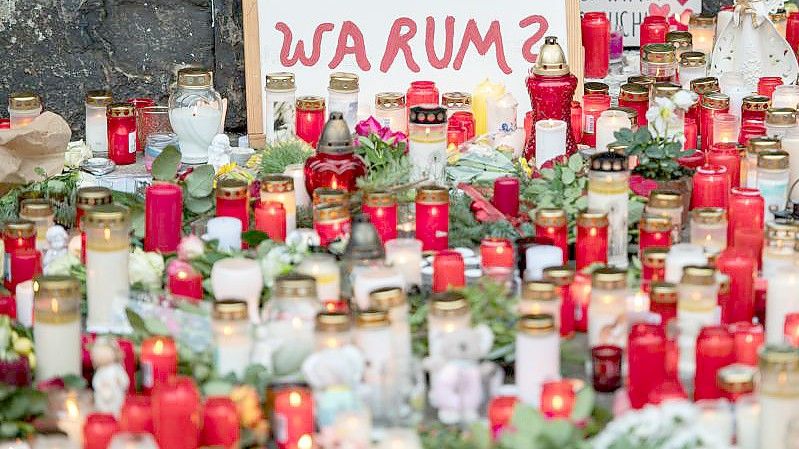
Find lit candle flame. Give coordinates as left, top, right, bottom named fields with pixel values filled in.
left=104, top=227, right=111, bottom=241
left=153, top=339, right=164, bottom=354
left=177, top=270, right=187, bottom=280
left=65, top=397, right=79, bottom=418
left=51, top=298, right=59, bottom=313
left=289, top=391, right=302, bottom=407
left=590, top=227, right=597, bottom=237
left=298, top=434, right=313, bottom=449
left=551, top=395, right=564, bottom=411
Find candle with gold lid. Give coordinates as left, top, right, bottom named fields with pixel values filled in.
left=328, top=72, right=359, bottom=130
left=666, top=31, right=692, bottom=58
left=85, top=90, right=113, bottom=156
left=76, top=186, right=113, bottom=227
left=745, top=136, right=781, bottom=188
left=374, top=92, right=406, bottom=133
left=619, top=83, right=650, bottom=126
left=588, top=267, right=628, bottom=348
left=295, top=96, right=325, bottom=148
left=8, top=91, right=42, bottom=128
left=415, top=186, right=448, bottom=252
left=427, top=291, right=471, bottom=358
left=534, top=208, right=568, bottom=263
left=688, top=13, right=716, bottom=54
left=639, top=214, right=672, bottom=254
left=690, top=207, right=728, bottom=253
left=519, top=280, right=560, bottom=324
left=33, top=275, right=81, bottom=380
left=212, top=300, right=252, bottom=378
left=312, top=188, right=348, bottom=207
left=765, top=108, right=797, bottom=139
left=646, top=189, right=684, bottom=242
left=314, top=311, right=352, bottom=349
left=677, top=265, right=719, bottom=377
left=757, top=150, right=790, bottom=220
left=442, top=92, right=472, bottom=117
left=742, top=95, right=770, bottom=122
left=313, top=203, right=351, bottom=247
left=584, top=82, right=609, bottom=96
left=758, top=345, right=799, bottom=449
left=265, top=72, right=296, bottom=142
left=763, top=221, right=799, bottom=281
left=641, top=43, right=677, bottom=83
left=516, top=314, right=560, bottom=406
left=588, top=152, right=629, bottom=268
left=19, top=199, right=53, bottom=251
left=260, top=175, right=296, bottom=234
left=216, top=179, right=250, bottom=236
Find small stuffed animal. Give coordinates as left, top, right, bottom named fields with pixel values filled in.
left=302, top=346, right=365, bottom=427
left=91, top=336, right=129, bottom=416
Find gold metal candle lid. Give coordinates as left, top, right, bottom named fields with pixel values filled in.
left=758, top=150, right=790, bottom=169
left=584, top=82, right=610, bottom=95
left=217, top=179, right=249, bottom=199
left=313, top=203, right=350, bottom=223
left=533, top=36, right=569, bottom=76
left=607, top=142, right=630, bottom=154
left=590, top=152, right=628, bottom=172
left=33, top=275, right=80, bottom=323
left=701, top=92, right=730, bottom=110
left=441, top=92, right=471, bottom=109
left=592, top=267, right=627, bottom=290
left=666, top=31, right=692, bottom=46
left=680, top=265, right=716, bottom=285
left=649, top=282, right=678, bottom=304
left=260, top=175, right=294, bottom=193
left=608, top=107, right=638, bottom=127
left=521, top=280, right=557, bottom=301
left=77, top=186, right=113, bottom=208
left=375, top=92, right=405, bottom=108
left=747, top=136, right=781, bottom=154
left=213, top=300, right=248, bottom=320
left=107, top=103, right=135, bottom=118
left=691, top=207, right=727, bottom=224
left=760, top=344, right=799, bottom=368
left=274, top=273, right=317, bottom=299
left=85, top=90, right=113, bottom=107
left=619, top=83, right=649, bottom=102
left=640, top=214, right=672, bottom=232
left=642, top=246, right=669, bottom=267
left=652, top=83, right=682, bottom=99
left=766, top=108, right=797, bottom=126
left=576, top=211, right=609, bottom=227
left=717, top=364, right=756, bottom=393
left=84, top=204, right=130, bottom=226
left=296, top=96, right=325, bottom=111
left=369, top=286, right=406, bottom=309
left=766, top=221, right=799, bottom=242
left=642, top=43, right=676, bottom=63
left=770, top=9, right=788, bottom=23
left=315, top=312, right=352, bottom=332
left=33, top=275, right=81, bottom=298
left=313, top=188, right=349, bottom=206
left=363, top=190, right=396, bottom=208
left=329, top=72, right=359, bottom=92
left=355, top=309, right=390, bottom=328
left=689, top=13, right=716, bottom=26
left=9, top=92, right=41, bottom=110
left=690, top=77, right=720, bottom=95
left=416, top=186, right=449, bottom=204
left=3, top=219, right=35, bottom=238
left=742, top=95, right=770, bottom=112
left=430, top=291, right=470, bottom=317
left=517, top=314, right=556, bottom=335
left=19, top=199, right=52, bottom=218
left=627, top=76, right=656, bottom=91
left=679, top=51, right=706, bottom=67
left=177, top=68, right=213, bottom=89
left=648, top=189, right=683, bottom=209
left=542, top=266, right=575, bottom=285
left=265, top=72, right=295, bottom=91
left=535, top=208, right=567, bottom=227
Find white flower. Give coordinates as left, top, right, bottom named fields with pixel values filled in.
left=286, top=229, right=320, bottom=252
left=177, top=234, right=205, bottom=260
left=65, top=140, right=92, bottom=169
left=259, top=246, right=292, bottom=287
left=672, top=89, right=697, bottom=110
left=129, top=248, right=165, bottom=291
left=43, top=253, right=80, bottom=276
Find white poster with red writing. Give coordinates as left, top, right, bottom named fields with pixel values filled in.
left=257, top=0, right=568, bottom=129
left=580, top=0, right=700, bottom=47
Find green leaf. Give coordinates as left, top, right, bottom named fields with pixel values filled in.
left=561, top=167, right=576, bottom=184
left=242, top=230, right=270, bottom=247
left=184, top=194, right=214, bottom=214
left=126, top=308, right=148, bottom=335
left=144, top=317, right=170, bottom=336
left=541, top=168, right=556, bottom=180
left=570, top=386, right=595, bottom=421
left=510, top=403, right=545, bottom=437
left=151, top=146, right=181, bottom=181
left=185, top=165, right=215, bottom=198
left=568, top=153, right=584, bottom=172
left=540, top=419, right=577, bottom=447
left=469, top=421, right=492, bottom=449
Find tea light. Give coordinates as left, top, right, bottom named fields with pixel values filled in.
left=296, top=253, right=340, bottom=303
left=516, top=314, right=560, bottom=406
left=261, top=175, right=297, bottom=234
left=534, top=120, right=567, bottom=168
left=690, top=208, right=728, bottom=253
left=33, top=276, right=81, bottom=381
left=588, top=268, right=628, bottom=348
left=210, top=257, right=264, bottom=324
left=595, top=110, right=631, bottom=153
left=140, top=336, right=177, bottom=392
left=385, top=238, right=423, bottom=288
left=523, top=245, right=563, bottom=281
left=539, top=380, right=575, bottom=419
left=273, top=386, right=314, bottom=449
left=204, top=217, right=242, bottom=252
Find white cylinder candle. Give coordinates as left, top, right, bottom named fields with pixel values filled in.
left=758, top=345, right=799, bottom=449
left=315, top=312, right=352, bottom=350
left=588, top=268, right=628, bottom=348
left=211, top=257, right=264, bottom=324
left=375, top=92, right=408, bottom=134
left=534, top=120, right=567, bottom=168
left=15, top=280, right=33, bottom=327
left=427, top=292, right=471, bottom=359
left=204, top=217, right=242, bottom=252
left=264, top=72, right=296, bottom=142
left=385, top=238, right=423, bottom=288
left=351, top=264, right=404, bottom=311
left=487, top=92, right=518, bottom=134
left=763, top=223, right=798, bottom=281
left=519, top=280, right=560, bottom=325
left=781, top=128, right=799, bottom=202
left=766, top=264, right=799, bottom=344
left=212, top=300, right=253, bottom=379
left=370, top=287, right=412, bottom=389
left=296, top=254, right=340, bottom=303
left=260, top=175, right=298, bottom=234
left=354, top=309, right=394, bottom=423
left=328, top=72, right=360, bottom=130
left=523, top=245, right=563, bottom=281
left=665, top=243, right=707, bottom=283
left=515, top=314, right=560, bottom=406
left=772, top=85, right=799, bottom=109
left=695, top=399, right=734, bottom=444
left=85, top=91, right=112, bottom=156
left=677, top=265, right=719, bottom=377
left=33, top=276, right=81, bottom=381
left=283, top=164, right=311, bottom=209
left=757, top=151, right=790, bottom=220
left=588, top=155, right=630, bottom=268
left=735, top=395, right=760, bottom=449
left=595, top=110, right=631, bottom=153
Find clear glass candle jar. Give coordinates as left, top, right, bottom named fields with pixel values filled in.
left=107, top=103, right=137, bottom=165
left=313, top=203, right=351, bottom=247
left=8, top=91, right=42, bottom=128
left=745, top=136, right=781, bottom=188
left=765, top=108, right=797, bottom=139
left=264, top=72, right=296, bottom=142
left=19, top=199, right=53, bottom=250
left=519, top=280, right=560, bottom=321
left=619, top=83, right=650, bottom=127
left=646, top=189, right=684, bottom=243
left=690, top=207, right=728, bottom=252
left=295, top=96, right=325, bottom=148
left=32, top=275, right=81, bottom=381
left=689, top=13, right=716, bottom=54
left=85, top=90, right=113, bottom=156
left=588, top=152, right=630, bottom=268
left=265, top=273, right=319, bottom=326
left=415, top=185, right=449, bottom=253
left=588, top=267, right=628, bottom=348
left=314, top=311, right=352, bottom=350
left=168, top=68, right=223, bottom=164
left=428, top=291, right=471, bottom=358
left=666, top=31, right=693, bottom=59
left=771, top=85, right=799, bottom=109
left=328, top=72, right=359, bottom=130
left=408, top=105, right=447, bottom=183
left=742, top=95, right=770, bottom=122
left=639, top=214, right=672, bottom=253
left=758, top=345, right=799, bottom=449
left=144, top=133, right=178, bottom=172
left=595, top=110, right=631, bottom=153
left=756, top=150, right=790, bottom=219
left=641, top=43, right=677, bottom=83
left=212, top=300, right=252, bottom=379
left=712, top=113, right=740, bottom=145
left=374, top=92, right=406, bottom=134
left=442, top=92, right=472, bottom=117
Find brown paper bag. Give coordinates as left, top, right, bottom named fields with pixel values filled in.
left=0, top=111, right=71, bottom=189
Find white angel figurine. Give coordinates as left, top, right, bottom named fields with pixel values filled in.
left=43, top=226, right=69, bottom=269
left=207, top=134, right=232, bottom=173
left=91, top=336, right=130, bottom=416
left=710, top=0, right=799, bottom=91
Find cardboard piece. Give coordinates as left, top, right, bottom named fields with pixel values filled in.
left=0, top=111, right=71, bottom=185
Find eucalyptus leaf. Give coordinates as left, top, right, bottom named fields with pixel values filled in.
left=185, top=165, right=215, bottom=198
left=510, top=403, right=545, bottom=437
left=144, top=317, right=170, bottom=335
left=540, top=419, right=577, bottom=447
left=151, top=146, right=181, bottom=181
left=184, top=194, right=214, bottom=214
left=570, top=386, right=595, bottom=421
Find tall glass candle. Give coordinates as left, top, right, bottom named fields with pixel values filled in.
left=76, top=186, right=113, bottom=231
left=313, top=203, right=351, bottom=247
left=757, top=150, right=790, bottom=219
left=516, top=314, right=560, bottom=406
left=415, top=186, right=448, bottom=252
left=640, top=15, right=669, bottom=49
left=581, top=94, right=611, bottom=148
left=140, top=336, right=177, bottom=392
left=265, top=72, right=296, bottom=142
left=260, top=175, right=296, bottom=234
left=688, top=14, right=716, bottom=54
left=641, top=44, right=677, bottom=83
left=766, top=263, right=799, bottom=344
left=519, top=280, right=560, bottom=322
left=694, top=325, right=735, bottom=400
left=106, top=103, right=136, bottom=165
left=588, top=267, right=627, bottom=348
left=314, top=311, right=351, bottom=349
left=588, top=152, right=630, bottom=268
left=712, top=113, right=740, bottom=145
left=273, top=386, right=314, bottom=449
left=85, top=90, right=113, bottom=156
left=375, top=92, right=407, bottom=134
left=295, top=96, right=325, bottom=147
left=639, top=214, right=672, bottom=254
left=542, top=266, right=576, bottom=338
left=728, top=188, right=764, bottom=244
left=691, top=165, right=729, bottom=209
left=534, top=209, right=568, bottom=263
left=152, top=376, right=201, bottom=449
left=758, top=345, right=799, bottom=449
left=716, top=248, right=756, bottom=324
left=144, top=182, right=182, bottom=253
left=627, top=323, right=667, bottom=409
left=677, top=265, right=719, bottom=377
left=533, top=119, right=567, bottom=168
left=328, top=72, right=359, bottom=130
left=575, top=211, right=609, bottom=270
left=408, top=106, right=447, bottom=183
left=646, top=189, right=684, bottom=243
left=353, top=309, right=395, bottom=425
left=690, top=207, right=727, bottom=252
left=32, top=275, right=81, bottom=381
left=581, top=12, right=610, bottom=79
left=744, top=136, right=780, bottom=188
left=215, top=179, right=250, bottom=236
left=362, top=190, right=397, bottom=244
left=369, top=287, right=412, bottom=384
left=700, top=93, right=730, bottom=152
left=7, top=248, right=41, bottom=294
left=212, top=300, right=252, bottom=379
left=763, top=222, right=798, bottom=281
left=742, top=95, right=770, bottom=123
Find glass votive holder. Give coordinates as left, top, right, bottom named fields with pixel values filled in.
left=771, top=84, right=799, bottom=109
left=712, top=113, right=740, bottom=145
left=138, top=106, right=173, bottom=150
left=591, top=344, right=623, bottom=392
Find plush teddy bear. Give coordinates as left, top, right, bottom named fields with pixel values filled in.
left=301, top=345, right=365, bottom=428
left=424, top=324, right=498, bottom=424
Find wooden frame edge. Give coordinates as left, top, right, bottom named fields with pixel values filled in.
left=565, top=0, right=584, bottom=102
left=242, top=0, right=266, bottom=149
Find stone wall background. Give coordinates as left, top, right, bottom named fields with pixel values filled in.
left=0, top=0, right=246, bottom=138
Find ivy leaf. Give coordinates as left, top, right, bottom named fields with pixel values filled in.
left=126, top=308, right=148, bottom=336
left=151, top=146, right=181, bottom=181
left=185, top=165, right=215, bottom=198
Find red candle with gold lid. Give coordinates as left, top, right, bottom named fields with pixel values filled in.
left=575, top=211, right=609, bottom=270
left=700, top=93, right=730, bottom=152
left=690, top=77, right=721, bottom=137
left=295, top=96, right=326, bottom=148
left=581, top=93, right=611, bottom=148
left=433, top=250, right=466, bottom=293
left=758, top=76, right=783, bottom=97
left=649, top=282, right=677, bottom=325
left=639, top=214, right=672, bottom=254
left=216, top=179, right=250, bottom=233
left=691, top=164, right=730, bottom=209
left=313, top=203, right=351, bottom=247
left=742, top=95, right=770, bottom=122
left=535, top=208, right=568, bottom=263
left=415, top=186, right=449, bottom=252
left=543, top=266, right=576, bottom=338
left=619, top=83, right=650, bottom=126
left=582, top=12, right=611, bottom=79
left=641, top=246, right=668, bottom=285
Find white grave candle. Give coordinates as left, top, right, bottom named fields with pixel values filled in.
left=524, top=245, right=563, bottom=281
left=204, top=217, right=242, bottom=252
left=212, top=300, right=253, bottom=379
left=735, top=395, right=760, bottom=449
left=515, top=314, right=560, bottom=406
left=385, top=238, right=423, bottom=288
left=15, top=280, right=33, bottom=327
left=351, top=264, right=404, bottom=311
left=210, top=257, right=264, bottom=324
left=766, top=264, right=799, bottom=344
left=758, top=345, right=799, bottom=449
left=594, top=110, right=631, bottom=153
left=665, top=243, right=707, bottom=283
left=33, top=276, right=81, bottom=381
left=695, top=399, right=734, bottom=444
left=283, top=164, right=311, bottom=209
left=534, top=120, right=567, bottom=168
left=588, top=268, right=628, bottom=348
left=296, top=253, right=340, bottom=303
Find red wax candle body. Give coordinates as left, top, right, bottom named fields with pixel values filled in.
left=5, top=248, right=41, bottom=292
left=582, top=12, right=611, bottom=79
left=144, top=182, right=183, bottom=253
left=152, top=376, right=201, bottom=449
left=728, top=187, right=764, bottom=244
left=216, top=186, right=250, bottom=233
left=572, top=273, right=592, bottom=332
left=313, top=209, right=352, bottom=247
left=362, top=193, right=398, bottom=244
left=570, top=101, right=583, bottom=143
left=788, top=12, right=799, bottom=55
left=273, top=387, right=314, bottom=449
left=492, top=177, right=520, bottom=217
left=116, top=338, right=136, bottom=393
left=535, top=211, right=569, bottom=264
left=708, top=143, right=741, bottom=188
left=107, top=107, right=137, bottom=165
left=83, top=413, right=119, bottom=449
left=540, top=380, right=576, bottom=419
left=480, top=238, right=514, bottom=269
left=694, top=326, right=735, bottom=400
left=733, top=227, right=764, bottom=270
left=255, top=201, right=287, bottom=242
left=729, top=321, right=764, bottom=366
left=591, top=345, right=622, bottom=392
left=758, top=77, right=783, bottom=97
left=406, top=81, right=439, bottom=109
left=201, top=396, right=240, bottom=449
left=739, top=121, right=766, bottom=146
left=581, top=94, right=611, bottom=148
left=415, top=194, right=449, bottom=252
left=488, top=396, right=518, bottom=440
left=700, top=100, right=730, bottom=152
left=140, top=336, right=178, bottom=393
left=716, top=248, right=756, bottom=324
left=0, top=293, right=16, bottom=319
left=304, top=151, right=367, bottom=194
left=433, top=250, right=466, bottom=293
left=120, top=394, right=153, bottom=434
left=575, top=214, right=608, bottom=270
left=649, top=287, right=677, bottom=327
left=627, top=323, right=667, bottom=409
left=524, top=70, right=579, bottom=159
left=3, top=231, right=35, bottom=267
left=784, top=313, right=799, bottom=347
left=691, top=165, right=730, bottom=209
left=295, top=98, right=326, bottom=148
left=639, top=219, right=672, bottom=254
left=168, top=267, right=204, bottom=302
left=450, top=111, right=476, bottom=140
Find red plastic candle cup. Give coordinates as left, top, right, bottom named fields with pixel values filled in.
left=575, top=211, right=609, bottom=270
left=83, top=413, right=119, bottom=449
left=742, top=97, right=769, bottom=123
left=534, top=209, right=569, bottom=263
left=0, top=293, right=16, bottom=319
left=708, top=143, right=742, bottom=188
left=144, top=182, right=183, bottom=253
left=433, top=250, right=466, bottom=293
left=788, top=12, right=799, bottom=54
left=581, top=93, right=611, bottom=148
left=700, top=94, right=730, bottom=152
left=447, top=126, right=468, bottom=148
left=648, top=378, right=688, bottom=405
left=128, top=97, right=156, bottom=153
left=728, top=188, right=764, bottom=243
left=492, top=177, right=520, bottom=217
left=0, top=118, right=9, bottom=129
left=582, top=12, right=611, bottom=79
left=140, top=336, right=177, bottom=393
left=733, top=227, right=764, bottom=270
left=415, top=186, right=449, bottom=252
left=570, top=101, right=584, bottom=143
left=694, top=325, right=736, bottom=400
left=201, top=396, right=240, bottom=449
left=716, top=248, right=756, bottom=324
left=406, top=80, right=439, bottom=109
left=649, top=282, right=678, bottom=326
left=542, top=266, right=577, bottom=339
left=619, top=83, right=649, bottom=127
left=168, top=266, right=204, bottom=302
left=116, top=338, right=136, bottom=393
left=120, top=394, right=153, bottom=434
left=107, top=103, right=137, bottom=165
left=642, top=247, right=668, bottom=285
left=216, top=179, right=250, bottom=234
left=313, top=204, right=351, bottom=247
left=255, top=201, right=287, bottom=243
left=784, top=313, right=799, bottom=347
left=362, top=191, right=398, bottom=244
left=691, top=165, right=730, bottom=210
left=295, top=96, right=326, bottom=148
left=152, top=376, right=201, bottom=449
left=729, top=321, right=764, bottom=366
left=640, top=15, right=668, bottom=50
left=540, top=380, right=576, bottom=419
left=639, top=214, right=672, bottom=254
left=488, top=395, right=518, bottom=440
left=627, top=323, right=667, bottom=409
left=758, top=77, right=783, bottom=98
left=591, top=345, right=623, bottom=392
left=572, top=272, right=592, bottom=332
left=450, top=111, right=476, bottom=140
left=5, top=248, right=41, bottom=292
left=683, top=117, right=698, bottom=150
left=480, top=237, right=514, bottom=270
left=738, top=120, right=766, bottom=146
left=273, top=386, right=314, bottom=449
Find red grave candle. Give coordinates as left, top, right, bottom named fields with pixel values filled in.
left=0, top=293, right=16, bottom=319
left=575, top=211, right=608, bottom=270
left=116, top=338, right=136, bottom=393
left=642, top=247, right=668, bottom=286
left=627, top=323, right=667, bottom=409
left=582, top=12, right=611, bottom=79
left=591, top=345, right=622, bottom=392
left=313, top=204, right=351, bottom=247
left=273, top=386, right=315, bottom=449
left=649, top=282, right=678, bottom=326
left=543, top=266, right=576, bottom=338
left=140, top=336, right=177, bottom=393
left=295, top=96, right=326, bottom=148
left=144, top=182, right=182, bottom=253
left=640, top=15, right=668, bottom=50
left=540, top=380, right=576, bottom=419
left=168, top=266, right=203, bottom=302
left=362, top=191, right=397, bottom=244
left=758, top=76, right=783, bottom=98
left=700, top=93, right=730, bottom=152
left=716, top=248, right=756, bottom=324
left=648, top=378, right=688, bottom=404
left=120, top=394, right=153, bottom=434
left=488, top=395, right=518, bottom=440
left=216, top=179, right=250, bottom=233
left=729, top=321, right=764, bottom=366
left=152, top=376, right=201, bottom=449
left=788, top=12, right=799, bottom=55
left=535, top=209, right=568, bottom=263
left=581, top=93, right=611, bottom=148
left=107, top=103, right=137, bottom=165
left=201, top=396, right=240, bottom=449
left=450, top=111, right=476, bottom=140
left=406, top=81, right=439, bottom=109
left=0, top=119, right=9, bottom=129
left=691, top=165, right=730, bottom=210
left=572, top=272, right=592, bottom=332
left=742, top=95, right=770, bottom=123
left=480, top=237, right=514, bottom=270
left=784, top=313, right=799, bottom=347
left=694, top=325, right=736, bottom=400
left=303, top=113, right=367, bottom=194
left=733, top=227, right=764, bottom=270
left=447, top=126, right=467, bottom=148
left=433, top=250, right=466, bottom=293
left=684, top=117, right=698, bottom=150
left=639, top=214, right=672, bottom=254
left=619, top=84, right=650, bottom=127
left=415, top=186, right=449, bottom=252
left=708, top=143, right=742, bottom=188
left=570, top=101, right=584, bottom=143
left=83, top=413, right=119, bottom=449
left=6, top=248, right=41, bottom=292
left=492, top=177, right=520, bottom=217
left=3, top=220, right=35, bottom=273
left=255, top=201, right=287, bottom=242
left=738, top=120, right=766, bottom=146
left=76, top=186, right=114, bottom=233
left=728, top=187, right=764, bottom=243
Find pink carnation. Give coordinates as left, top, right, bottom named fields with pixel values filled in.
left=629, top=174, right=658, bottom=197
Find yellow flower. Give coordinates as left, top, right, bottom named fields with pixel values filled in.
left=518, top=157, right=533, bottom=177
left=230, top=385, right=263, bottom=428
left=246, top=153, right=262, bottom=169
left=13, top=337, right=32, bottom=356
left=27, top=353, right=36, bottom=370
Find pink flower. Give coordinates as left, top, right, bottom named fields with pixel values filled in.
left=167, top=259, right=194, bottom=277
left=629, top=174, right=658, bottom=197
left=354, top=116, right=382, bottom=137
left=177, top=234, right=205, bottom=261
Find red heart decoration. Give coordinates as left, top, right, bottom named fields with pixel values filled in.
left=648, top=3, right=671, bottom=17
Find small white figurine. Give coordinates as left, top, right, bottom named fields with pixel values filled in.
left=207, top=134, right=232, bottom=173
left=91, top=336, right=130, bottom=416
left=43, top=225, right=69, bottom=269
